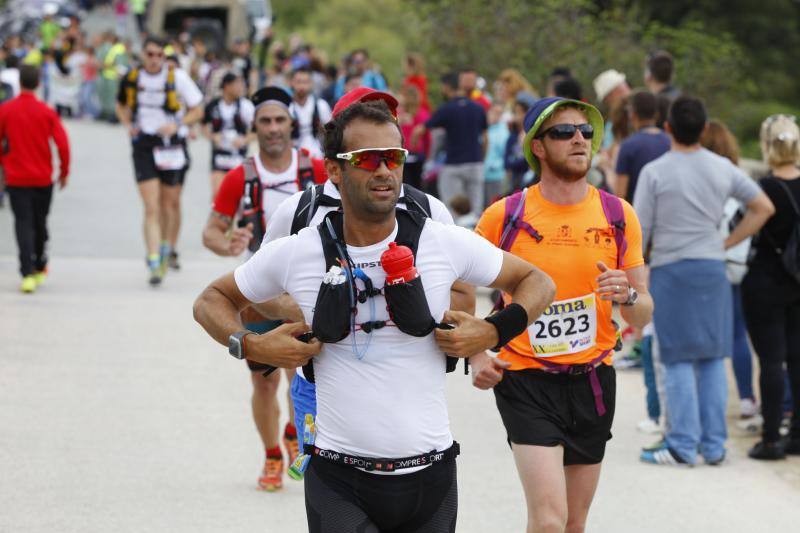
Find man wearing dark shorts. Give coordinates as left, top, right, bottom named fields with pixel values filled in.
left=116, top=36, right=203, bottom=285
left=194, top=99, right=555, bottom=531
left=472, top=97, right=654, bottom=532
left=202, top=72, right=255, bottom=197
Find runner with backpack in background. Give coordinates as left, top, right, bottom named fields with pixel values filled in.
left=202, top=72, right=254, bottom=196
left=115, top=36, right=203, bottom=286
left=201, top=86, right=327, bottom=492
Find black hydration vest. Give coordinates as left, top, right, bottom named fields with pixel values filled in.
left=208, top=97, right=247, bottom=135
left=238, top=150, right=319, bottom=253
left=302, top=208, right=458, bottom=383
left=290, top=96, right=322, bottom=140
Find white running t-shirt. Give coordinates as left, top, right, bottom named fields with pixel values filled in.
left=134, top=66, right=203, bottom=135
left=234, top=218, right=503, bottom=468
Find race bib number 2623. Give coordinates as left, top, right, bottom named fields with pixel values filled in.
left=528, top=293, right=597, bottom=358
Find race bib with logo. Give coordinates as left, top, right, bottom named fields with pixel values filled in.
left=153, top=146, right=186, bottom=171
left=528, top=293, right=597, bottom=357
left=214, top=152, right=244, bottom=170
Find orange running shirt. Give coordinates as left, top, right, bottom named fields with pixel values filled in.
left=475, top=185, right=645, bottom=370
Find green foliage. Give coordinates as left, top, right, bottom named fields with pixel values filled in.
left=268, top=0, right=797, bottom=149
left=272, top=0, right=421, bottom=86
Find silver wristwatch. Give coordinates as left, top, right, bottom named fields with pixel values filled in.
left=228, top=331, right=253, bottom=359
left=623, top=287, right=639, bottom=307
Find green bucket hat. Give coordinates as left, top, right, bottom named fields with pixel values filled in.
left=522, top=97, right=605, bottom=174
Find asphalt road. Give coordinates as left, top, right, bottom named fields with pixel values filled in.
left=1, top=119, right=799, bottom=532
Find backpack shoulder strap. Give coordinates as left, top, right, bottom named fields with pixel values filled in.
left=233, top=97, right=247, bottom=134
left=242, top=156, right=258, bottom=183
left=241, top=157, right=261, bottom=216
left=311, top=96, right=319, bottom=134
left=317, top=210, right=346, bottom=270
left=498, top=188, right=542, bottom=251
left=400, top=184, right=432, bottom=218
left=394, top=208, right=427, bottom=256
left=598, top=189, right=627, bottom=269
left=774, top=179, right=800, bottom=217
left=296, top=148, right=315, bottom=190
left=291, top=184, right=324, bottom=235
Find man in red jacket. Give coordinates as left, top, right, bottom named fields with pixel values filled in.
left=0, top=64, right=70, bottom=293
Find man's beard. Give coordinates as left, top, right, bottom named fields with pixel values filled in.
left=342, top=175, right=398, bottom=222
left=259, top=136, right=288, bottom=157
left=547, top=156, right=590, bottom=182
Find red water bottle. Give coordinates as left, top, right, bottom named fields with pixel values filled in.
left=381, top=242, right=419, bottom=285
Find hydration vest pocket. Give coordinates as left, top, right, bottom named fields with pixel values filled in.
left=383, top=276, right=436, bottom=337
left=311, top=279, right=353, bottom=343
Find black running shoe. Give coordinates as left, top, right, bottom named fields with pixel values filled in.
left=748, top=440, right=785, bottom=460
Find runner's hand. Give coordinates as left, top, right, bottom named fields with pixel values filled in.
left=434, top=310, right=499, bottom=357
left=128, top=125, right=140, bottom=138
left=232, top=136, right=248, bottom=149
left=470, top=351, right=511, bottom=390
left=58, top=173, right=68, bottom=190
left=245, top=321, right=321, bottom=368
left=228, top=223, right=253, bottom=256
left=596, top=261, right=629, bottom=303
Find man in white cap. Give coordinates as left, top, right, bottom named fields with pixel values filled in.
left=592, top=69, right=630, bottom=151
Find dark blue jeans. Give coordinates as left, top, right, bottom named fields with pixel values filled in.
left=641, top=335, right=660, bottom=422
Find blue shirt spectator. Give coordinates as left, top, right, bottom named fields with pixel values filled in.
left=425, top=96, right=487, bottom=165
left=616, top=128, right=671, bottom=202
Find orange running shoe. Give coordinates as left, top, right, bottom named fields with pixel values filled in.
left=284, top=433, right=300, bottom=470
left=258, top=456, right=284, bottom=491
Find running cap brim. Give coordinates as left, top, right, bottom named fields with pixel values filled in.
left=332, top=87, right=399, bottom=120
left=522, top=96, right=604, bottom=174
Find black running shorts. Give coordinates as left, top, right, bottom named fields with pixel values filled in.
left=493, top=364, right=616, bottom=465
left=305, top=456, right=458, bottom=533
left=131, top=134, right=189, bottom=186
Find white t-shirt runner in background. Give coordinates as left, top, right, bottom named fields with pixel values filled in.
left=234, top=218, right=503, bottom=470
left=290, top=96, right=332, bottom=157
left=134, top=66, right=203, bottom=135
left=214, top=98, right=255, bottom=152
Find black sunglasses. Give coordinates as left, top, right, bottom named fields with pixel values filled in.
left=537, top=123, right=594, bottom=141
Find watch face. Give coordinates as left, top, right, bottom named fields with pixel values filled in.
left=229, top=333, right=245, bottom=359
left=627, top=288, right=638, bottom=305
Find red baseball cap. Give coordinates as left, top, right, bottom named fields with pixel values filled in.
left=331, top=87, right=399, bottom=119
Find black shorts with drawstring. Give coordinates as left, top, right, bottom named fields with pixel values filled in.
left=493, top=364, right=616, bottom=465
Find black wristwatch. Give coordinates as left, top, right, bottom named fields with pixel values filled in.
left=623, top=287, right=639, bottom=307
left=229, top=330, right=253, bottom=360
